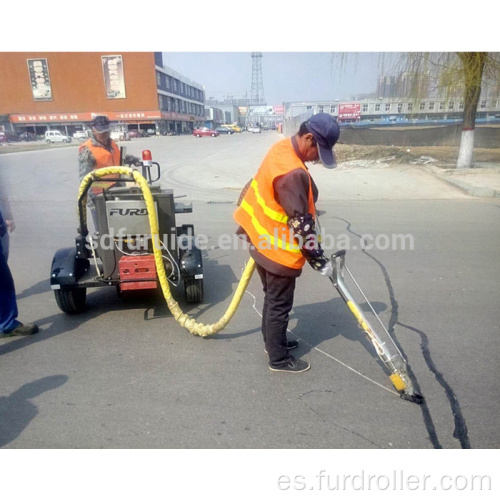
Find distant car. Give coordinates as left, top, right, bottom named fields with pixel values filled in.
left=110, top=130, right=130, bottom=141
left=248, top=126, right=261, bottom=134
left=0, top=131, right=20, bottom=143
left=45, top=130, right=72, bottom=143
left=146, top=129, right=156, bottom=136
left=193, top=127, right=219, bottom=138
left=73, top=130, right=87, bottom=140
left=128, top=129, right=142, bottom=138
left=19, top=131, right=37, bottom=141
left=222, top=124, right=241, bottom=133
left=215, top=127, right=233, bottom=135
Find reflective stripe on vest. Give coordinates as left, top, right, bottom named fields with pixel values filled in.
left=234, top=138, right=316, bottom=269
left=80, top=139, right=121, bottom=194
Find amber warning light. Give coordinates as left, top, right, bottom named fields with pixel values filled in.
left=142, top=150, right=152, bottom=161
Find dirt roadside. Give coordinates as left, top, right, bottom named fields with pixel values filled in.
left=334, top=144, right=500, bottom=167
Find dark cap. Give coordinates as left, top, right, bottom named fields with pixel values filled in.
left=91, top=115, right=111, bottom=132
left=305, top=113, right=340, bottom=168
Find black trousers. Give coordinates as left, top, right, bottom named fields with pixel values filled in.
left=256, top=262, right=296, bottom=366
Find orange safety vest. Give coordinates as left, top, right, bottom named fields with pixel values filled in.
left=234, top=138, right=316, bottom=270
left=79, top=139, right=121, bottom=194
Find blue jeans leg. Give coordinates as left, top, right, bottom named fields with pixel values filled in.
left=0, top=237, right=21, bottom=333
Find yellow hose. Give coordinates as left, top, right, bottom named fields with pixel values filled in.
left=79, top=167, right=255, bottom=336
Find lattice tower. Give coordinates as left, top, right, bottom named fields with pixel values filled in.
left=250, top=52, right=265, bottom=105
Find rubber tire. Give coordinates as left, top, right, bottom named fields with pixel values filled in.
left=196, top=134, right=201, bottom=137
left=184, top=278, right=203, bottom=303
left=46, top=139, right=51, bottom=144
left=211, top=133, right=216, bottom=137
left=54, top=288, right=87, bottom=314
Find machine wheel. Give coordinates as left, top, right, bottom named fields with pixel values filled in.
left=54, top=288, right=87, bottom=314
left=184, top=278, right=203, bottom=303
left=46, top=139, right=51, bottom=144
left=196, top=134, right=201, bottom=137
left=211, top=133, right=216, bottom=137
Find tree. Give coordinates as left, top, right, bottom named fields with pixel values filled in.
left=396, top=52, right=500, bottom=169
left=332, top=52, right=500, bottom=169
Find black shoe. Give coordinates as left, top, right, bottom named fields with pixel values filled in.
left=269, top=356, right=310, bottom=373
left=265, top=339, right=299, bottom=354
left=2, top=323, right=39, bottom=337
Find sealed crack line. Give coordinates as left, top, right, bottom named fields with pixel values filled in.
left=397, top=321, right=471, bottom=449
left=333, top=216, right=472, bottom=449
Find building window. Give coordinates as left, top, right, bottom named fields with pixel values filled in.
left=397, top=103, right=402, bottom=113
left=449, top=101, right=455, bottom=110
left=459, top=101, right=464, bottom=110
left=439, top=102, right=445, bottom=110
left=420, top=102, right=426, bottom=110
left=307, top=105, right=312, bottom=110
left=173, top=80, right=178, bottom=92
left=407, top=103, right=413, bottom=112
left=480, top=100, right=486, bottom=109
left=165, top=76, right=170, bottom=90
left=429, top=101, right=435, bottom=110
left=158, top=95, right=163, bottom=109
left=330, top=105, right=336, bottom=113
left=318, top=105, right=324, bottom=113
left=156, top=72, right=161, bottom=86
left=375, top=104, right=380, bottom=111
left=362, top=104, right=368, bottom=112
left=385, top=103, right=390, bottom=112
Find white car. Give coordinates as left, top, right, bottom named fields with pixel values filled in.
left=45, top=130, right=72, bottom=143
left=110, top=129, right=130, bottom=141
left=73, top=131, right=87, bottom=140
left=248, top=126, right=261, bottom=134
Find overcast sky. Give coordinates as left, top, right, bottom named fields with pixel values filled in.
left=162, top=52, right=401, bottom=105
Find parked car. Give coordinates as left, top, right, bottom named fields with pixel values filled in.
left=19, top=131, right=37, bottom=141
left=222, top=124, right=241, bottom=133
left=146, top=129, right=156, bottom=136
left=73, top=130, right=87, bottom=140
left=128, top=129, right=142, bottom=138
left=215, top=127, right=234, bottom=135
left=45, top=130, right=72, bottom=143
left=0, top=131, right=20, bottom=143
left=248, top=126, right=261, bottom=134
left=193, top=127, right=219, bottom=138
left=110, top=129, right=130, bottom=141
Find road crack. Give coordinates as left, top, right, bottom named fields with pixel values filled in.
left=332, top=217, right=471, bottom=449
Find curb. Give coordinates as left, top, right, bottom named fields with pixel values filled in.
left=423, top=165, right=500, bottom=198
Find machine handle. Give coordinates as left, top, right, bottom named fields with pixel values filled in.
left=331, top=250, right=346, bottom=259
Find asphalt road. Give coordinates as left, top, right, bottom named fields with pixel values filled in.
left=0, top=132, right=499, bottom=449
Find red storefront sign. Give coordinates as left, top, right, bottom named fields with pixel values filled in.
left=273, top=105, right=285, bottom=115
left=338, top=103, right=361, bottom=121
left=10, top=110, right=196, bottom=124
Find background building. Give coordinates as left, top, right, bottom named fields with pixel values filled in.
left=285, top=95, right=500, bottom=125
left=0, top=52, right=205, bottom=136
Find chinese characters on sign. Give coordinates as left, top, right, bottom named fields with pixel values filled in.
left=101, top=55, right=126, bottom=99
left=27, top=58, right=52, bottom=101
left=338, top=103, right=361, bottom=121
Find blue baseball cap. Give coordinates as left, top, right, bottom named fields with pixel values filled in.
left=305, top=113, right=340, bottom=168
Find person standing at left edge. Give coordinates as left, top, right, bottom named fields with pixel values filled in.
left=0, top=182, right=39, bottom=337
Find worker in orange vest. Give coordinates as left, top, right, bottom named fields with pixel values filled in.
left=78, top=115, right=141, bottom=229
left=234, top=113, right=340, bottom=373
